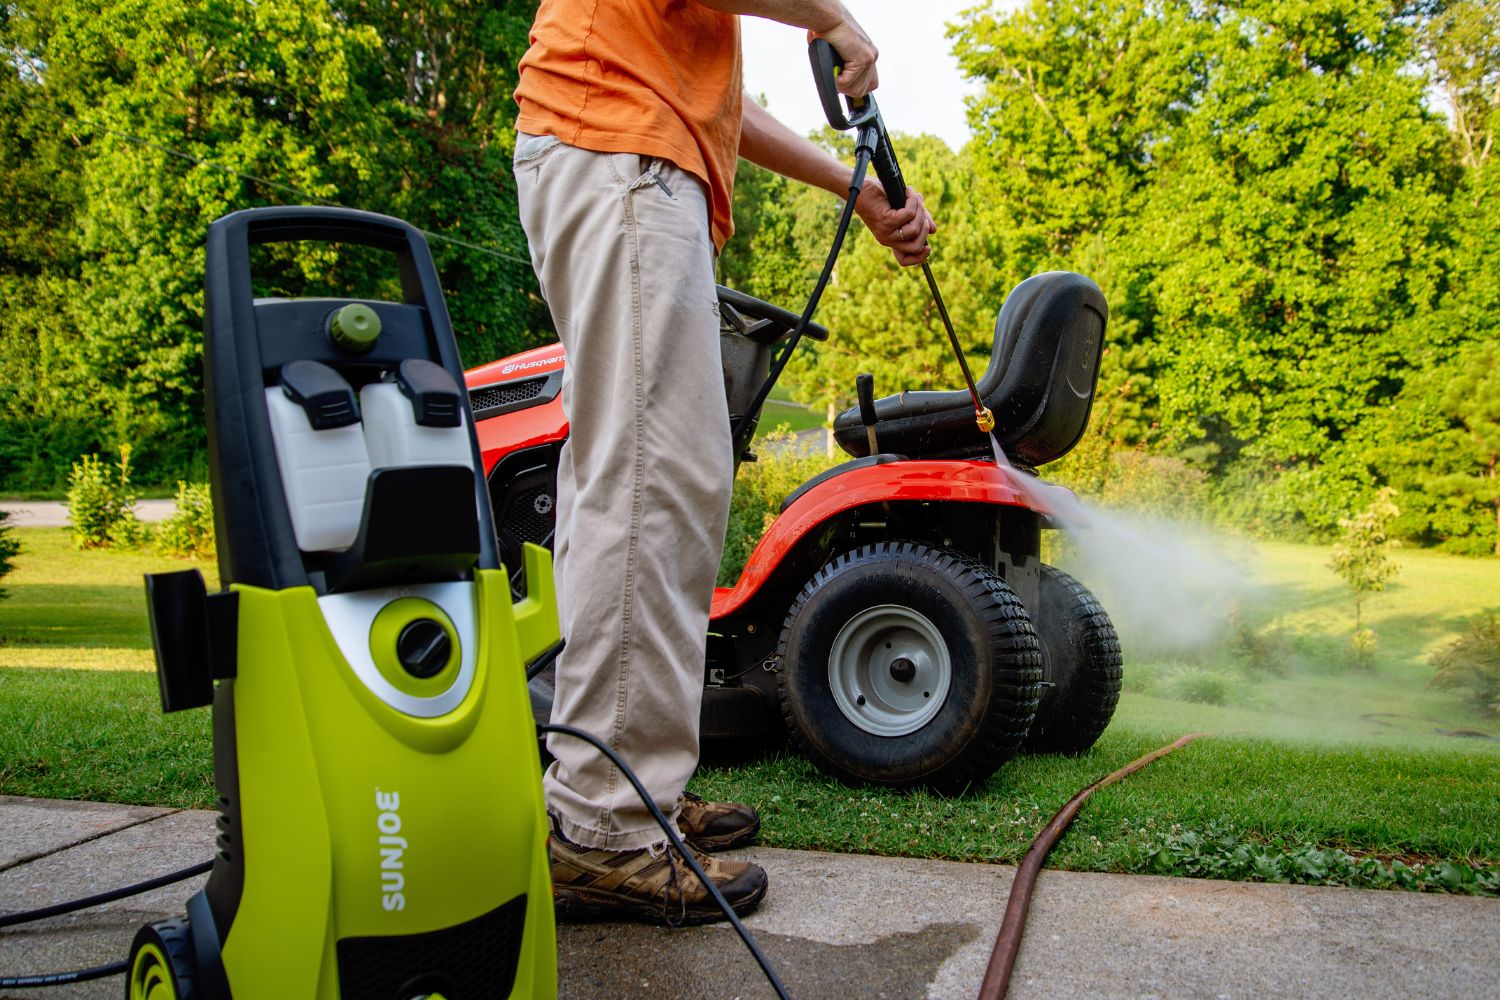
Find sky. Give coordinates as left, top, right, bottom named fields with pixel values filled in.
left=739, top=1, right=1023, bottom=152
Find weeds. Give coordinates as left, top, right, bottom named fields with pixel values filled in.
left=65, top=445, right=143, bottom=550
left=155, top=482, right=216, bottom=560
left=1144, top=820, right=1499, bottom=896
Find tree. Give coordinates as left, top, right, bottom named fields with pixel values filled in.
left=0, top=0, right=545, bottom=492
left=953, top=0, right=1213, bottom=446
left=0, top=508, right=19, bottom=601
left=1328, top=487, right=1401, bottom=667
left=1431, top=342, right=1500, bottom=554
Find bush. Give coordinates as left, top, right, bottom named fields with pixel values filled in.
left=1430, top=613, right=1500, bottom=717
left=718, top=427, right=839, bottom=585
left=1162, top=664, right=1241, bottom=706
left=1225, top=603, right=1287, bottom=675
left=155, top=482, right=216, bottom=560
left=0, top=508, right=19, bottom=601
left=65, top=445, right=144, bottom=550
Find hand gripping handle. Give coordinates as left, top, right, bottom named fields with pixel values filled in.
left=808, top=39, right=907, bottom=209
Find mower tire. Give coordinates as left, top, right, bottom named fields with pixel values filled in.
left=775, top=542, right=1042, bottom=794
left=126, top=918, right=196, bottom=1000
left=1022, top=566, right=1122, bottom=755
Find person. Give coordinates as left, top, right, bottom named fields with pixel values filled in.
left=512, top=0, right=937, bottom=925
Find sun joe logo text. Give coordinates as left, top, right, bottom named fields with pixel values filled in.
left=375, top=789, right=406, bottom=911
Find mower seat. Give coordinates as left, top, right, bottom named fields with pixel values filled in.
left=831, top=271, right=1108, bottom=468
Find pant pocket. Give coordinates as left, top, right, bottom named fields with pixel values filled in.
left=515, top=131, right=562, bottom=166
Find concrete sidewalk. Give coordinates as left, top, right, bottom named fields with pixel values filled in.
left=1, top=795, right=1495, bottom=999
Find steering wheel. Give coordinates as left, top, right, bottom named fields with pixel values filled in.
left=716, top=285, right=829, bottom=346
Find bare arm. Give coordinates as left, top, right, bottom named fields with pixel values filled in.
left=740, top=96, right=936, bottom=267
left=695, top=0, right=879, bottom=96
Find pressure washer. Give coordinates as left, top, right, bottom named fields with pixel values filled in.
left=139, top=207, right=561, bottom=998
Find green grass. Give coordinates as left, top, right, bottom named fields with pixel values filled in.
left=2, top=527, right=1496, bottom=891
left=0, top=528, right=217, bottom=806
left=755, top=400, right=825, bottom=437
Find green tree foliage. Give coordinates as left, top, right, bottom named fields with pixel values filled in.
left=0, top=0, right=545, bottom=492
left=949, top=0, right=1495, bottom=547
left=1430, top=342, right=1500, bottom=554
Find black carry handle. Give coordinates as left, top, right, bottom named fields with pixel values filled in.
left=213, top=205, right=443, bottom=310
left=808, top=39, right=908, bottom=210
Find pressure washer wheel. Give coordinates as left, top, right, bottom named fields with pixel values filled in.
left=126, top=918, right=196, bottom=1000
left=775, top=542, right=1043, bottom=794
left=1022, top=566, right=1123, bottom=755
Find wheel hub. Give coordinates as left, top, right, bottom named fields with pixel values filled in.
left=828, top=604, right=951, bottom=737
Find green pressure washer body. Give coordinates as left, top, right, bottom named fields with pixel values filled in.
left=138, top=206, right=559, bottom=1000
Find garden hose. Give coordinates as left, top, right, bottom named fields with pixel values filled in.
left=977, top=733, right=1209, bottom=1000
left=0, top=860, right=212, bottom=931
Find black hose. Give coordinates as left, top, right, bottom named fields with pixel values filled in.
left=733, top=145, right=872, bottom=460
left=540, top=723, right=792, bottom=1000
left=0, top=859, right=212, bottom=930
left=0, top=960, right=130, bottom=989
left=0, top=859, right=212, bottom=989
left=525, top=639, right=565, bottom=681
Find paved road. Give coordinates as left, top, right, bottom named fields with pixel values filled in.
left=2, top=796, right=1495, bottom=999
left=0, top=500, right=175, bottom=529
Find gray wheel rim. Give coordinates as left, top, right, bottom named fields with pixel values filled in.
left=828, top=604, right=951, bottom=737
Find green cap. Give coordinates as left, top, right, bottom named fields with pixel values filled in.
left=328, top=303, right=382, bottom=352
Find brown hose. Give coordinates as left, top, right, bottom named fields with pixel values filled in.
left=977, top=733, right=1208, bottom=1000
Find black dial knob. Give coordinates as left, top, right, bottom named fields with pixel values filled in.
left=396, top=619, right=451, bottom=679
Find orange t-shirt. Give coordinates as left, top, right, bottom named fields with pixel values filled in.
left=515, top=0, right=744, bottom=251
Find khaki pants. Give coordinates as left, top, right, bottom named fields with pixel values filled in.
left=513, top=132, right=733, bottom=850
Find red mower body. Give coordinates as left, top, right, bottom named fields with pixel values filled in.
left=465, top=275, right=1121, bottom=792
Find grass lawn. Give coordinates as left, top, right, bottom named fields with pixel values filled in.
left=753, top=382, right=826, bottom=438
left=2, top=526, right=1496, bottom=893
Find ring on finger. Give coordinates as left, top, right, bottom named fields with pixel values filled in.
left=898, top=226, right=906, bottom=240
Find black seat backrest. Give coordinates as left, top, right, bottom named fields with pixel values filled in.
left=831, top=272, right=1108, bottom=467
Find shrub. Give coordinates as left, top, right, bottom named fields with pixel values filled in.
left=66, top=445, right=144, bottom=550
left=718, top=427, right=839, bottom=585
left=0, top=508, right=19, bottom=601
left=1162, top=665, right=1240, bottom=706
left=155, top=482, right=216, bottom=560
left=1430, top=613, right=1500, bottom=717
left=1225, top=602, right=1287, bottom=675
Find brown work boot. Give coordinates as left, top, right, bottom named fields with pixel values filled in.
left=549, top=820, right=768, bottom=926
left=676, top=790, right=760, bottom=852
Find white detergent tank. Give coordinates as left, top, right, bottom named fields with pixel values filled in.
left=264, top=388, right=372, bottom=552
left=360, top=381, right=473, bottom=470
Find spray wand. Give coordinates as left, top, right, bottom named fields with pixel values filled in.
left=810, top=40, right=998, bottom=451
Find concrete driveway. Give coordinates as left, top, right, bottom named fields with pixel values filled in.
left=2, top=796, right=1495, bottom=999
